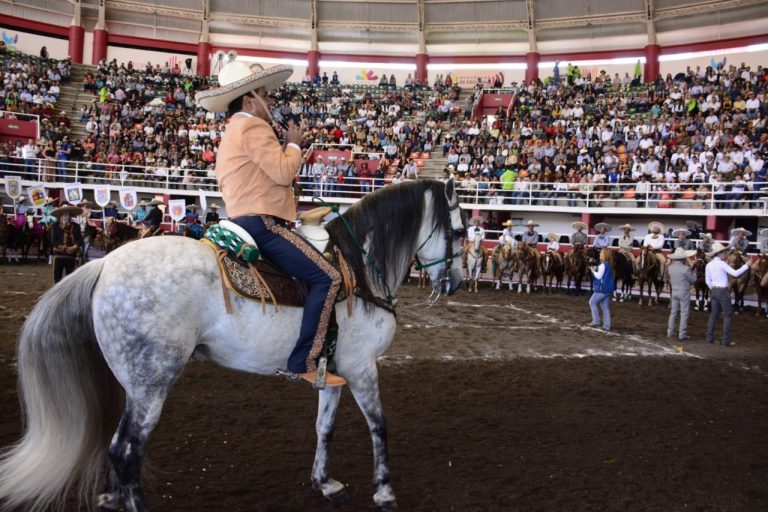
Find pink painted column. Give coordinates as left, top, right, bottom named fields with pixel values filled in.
left=68, top=25, right=84, bottom=63
left=415, top=53, right=428, bottom=85
left=706, top=215, right=730, bottom=241
left=524, top=52, right=540, bottom=83
left=92, top=29, right=108, bottom=65
left=307, top=50, right=320, bottom=80
left=644, top=44, right=660, bottom=83
left=196, top=41, right=211, bottom=77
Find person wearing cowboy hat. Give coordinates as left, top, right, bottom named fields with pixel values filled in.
left=545, top=232, right=564, bottom=266
left=181, top=204, right=203, bottom=239
left=727, top=227, right=751, bottom=253
left=139, top=198, right=164, bottom=234
left=617, top=224, right=638, bottom=273
left=197, top=59, right=345, bottom=388
left=592, top=223, right=612, bottom=250
left=76, top=199, right=98, bottom=263
left=205, top=203, right=221, bottom=225
left=700, top=232, right=714, bottom=253
left=570, top=221, right=588, bottom=247
left=498, top=219, right=517, bottom=248
left=104, top=200, right=119, bottom=220
left=39, top=196, right=58, bottom=225
left=666, top=248, right=697, bottom=341
left=521, top=220, right=540, bottom=246
left=759, top=228, right=768, bottom=255
left=672, top=228, right=694, bottom=251
left=14, top=195, right=29, bottom=229
left=705, top=242, right=750, bottom=346
left=50, top=205, right=83, bottom=283
left=134, top=199, right=149, bottom=223
left=686, top=220, right=702, bottom=241
left=643, top=221, right=667, bottom=268
left=464, top=215, right=488, bottom=273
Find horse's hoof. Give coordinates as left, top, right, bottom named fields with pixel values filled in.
left=379, top=500, right=398, bottom=511
left=97, top=493, right=120, bottom=511
left=374, top=485, right=397, bottom=511
left=326, top=487, right=349, bottom=505
left=314, top=478, right=347, bottom=504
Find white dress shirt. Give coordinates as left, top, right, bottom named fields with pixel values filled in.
left=705, top=257, right=749, bottom=289
left=467, top=226, right=485, bottom=241
left=643, top=233, right=665, bottom=250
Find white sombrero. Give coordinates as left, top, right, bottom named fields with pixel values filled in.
left=707, top=242, right=729, bottom=257
left=502, top=220, right=514, bottom=227
left=672, top=229, right=691, bottom=237
left=210, top=203, right=220, bottom=209
left=44, top=196, right=57, bottom=206
left=760, top=228, right=768, bottom=238
left=525, top=220, right=539, bottom=228
left=701, top=232, right=713, bottom=239
left=668, top=248, right=696, bottom=260
left=618, top=223, right=635, bottom=231
left=730, top=227, right=752, bottom=237
left=571, top=221, right=587, bottom=230
left=148, top=199, right=163, bottom=206
left=547, top=232, right=558, bottom=241
left=648, top=221, right=665, bottom=233
left=469, top=215, right=484, bottom=224
left=595, top=222, right=611, bottom=232
left=196, top=61, right=293, bottom=113
left=686, top=220, right=702, bottom=229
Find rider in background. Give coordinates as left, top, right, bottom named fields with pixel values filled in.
left=728, top=227, right=751, bottom=253
left=464, top=215, right=487, bottom=273
left=592, top=223, right=612, bottom=251
left=673, top=228, right=694, bottom=250
left=617, top=223, right=638, bottom=273
left=570, top=221, right=588, bottom=248
left=643, top=221, right=667, bottom=268
left=521, top=220, right=539, bottom=246
left=196, top=61, right=345, bottom=387
left=498, top=219, right=517, bottom=248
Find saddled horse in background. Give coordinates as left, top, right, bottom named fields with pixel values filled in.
left=692, top=249, right=709, bottom=311
left=516, top=243, right=541, bottom=294
left=637, top=246, right=664, bottom=306
left=0, top=179, right=465, bottom=512
left=612, top=250, right=635, bottom=302
left=541, top=249, right=564, bottom=293
left=728, top=251, right=751, bottom=314
left=493, top=242, right=517, bottom=290
left=565, top=244, right=589, bottom=295
left=17, top=214, right=44, bottom=262
left=101, top=219, right=141, bottom=253
left=754, top=255, right=768, bottom=317
left=464, top=235, right=484, bottom=293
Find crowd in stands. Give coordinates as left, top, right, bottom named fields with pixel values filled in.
left=0, top=47, right=766, bottom=213
left=446, top=62, right=768, bottom=208
left=0, top=46, right=72, bottom=175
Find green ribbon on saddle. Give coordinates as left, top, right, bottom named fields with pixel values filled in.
left=204, top=224, right=260, bottom=263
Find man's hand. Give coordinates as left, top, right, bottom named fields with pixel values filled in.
left=285, top=122, right=304, bottom=147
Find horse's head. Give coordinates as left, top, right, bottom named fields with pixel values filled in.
left=415, top=179, right=464, bottom=295
left=542, top=252, right=552, bottom=272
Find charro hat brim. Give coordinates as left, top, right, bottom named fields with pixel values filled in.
left=672, top=229, right=691, bottom=237
left=595, top=223, right=611, bottom=232
left=469, top=216, right=485, bottom=224
left=195, top=63, right=292, bottom=113
left=618, top=224, right=635, bottom=231
left=669, top=248, right=697, bottom=260
left=51, top=206, right=82, bottom=218
left=730, top=227, right=752, bottom=237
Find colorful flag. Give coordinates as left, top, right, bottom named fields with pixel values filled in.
left=63, top=182, right=84, bottom=205
left=4, top=176, right=21, bottom=199
left=168, top=199, right=186, bottom=221
left=26, top=184, right=47, bottom=207
left=94, top=185, right=110, bottom=207
left=119, top=188, right=137, bottom=211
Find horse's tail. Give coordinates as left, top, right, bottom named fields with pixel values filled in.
left=0, top=259, right=122, bottom=512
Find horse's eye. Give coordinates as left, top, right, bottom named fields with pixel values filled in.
left=454, top=229, right=465, bottom=238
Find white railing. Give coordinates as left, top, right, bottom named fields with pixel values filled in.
left=2, top=157, right=767, bottom=214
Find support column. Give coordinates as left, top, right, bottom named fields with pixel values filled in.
left=525, top=52, right=540, bottom=83
left=197, top=4, right=211, bottom=77
left=705, top=215, right=730, bottom=242
left=68, top=25, right=84, bottom=64
left=307, top=50, right=320, bottom=79
left=91, top=0, right=108, bottom=65
left=415, top=53, right=428, bottom=85
left=644, top=44, right=660, bottom=83
left=68, top=0, right=84, bottom=63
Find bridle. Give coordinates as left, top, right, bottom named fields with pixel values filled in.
left=414, top=198, right=463, bottom=295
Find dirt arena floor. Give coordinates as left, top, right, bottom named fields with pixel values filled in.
left=1, top=263, right=767, bottom=512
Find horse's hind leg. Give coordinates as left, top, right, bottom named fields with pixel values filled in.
left=311, top=387, right=348, bottom=503
left=348, top=368, right=397, bottom=511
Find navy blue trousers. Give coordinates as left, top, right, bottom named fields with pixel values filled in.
left=233, top=215, right=341, bottom=373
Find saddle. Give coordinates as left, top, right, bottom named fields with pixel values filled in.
left=202, top=208, right=355, bottom=315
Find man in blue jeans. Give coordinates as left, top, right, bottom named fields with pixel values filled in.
left=588, top=248, right=614, bottom=331
left=705, top=242, right=750, bottom=346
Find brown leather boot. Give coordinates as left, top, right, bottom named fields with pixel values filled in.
left=299, top=371, right=347, bottom=387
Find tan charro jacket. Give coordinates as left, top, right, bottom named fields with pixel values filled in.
left=215, top=113, right=302, bottom=220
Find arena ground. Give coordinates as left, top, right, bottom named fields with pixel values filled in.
left=1, top=264, right=767, bottom=511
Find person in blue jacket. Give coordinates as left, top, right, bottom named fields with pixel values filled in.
left=588, top=248, right=615, bottom=331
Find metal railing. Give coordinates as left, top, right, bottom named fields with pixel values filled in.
left=2, top=157, right=767, bottom=213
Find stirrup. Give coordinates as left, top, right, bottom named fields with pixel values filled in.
left=274, top=368, right=300, bottom=382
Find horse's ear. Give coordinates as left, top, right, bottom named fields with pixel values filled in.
left=445, top=179, right=455, bottom=201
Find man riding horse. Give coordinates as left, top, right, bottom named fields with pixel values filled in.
left=700, top=232, right=714, bottom=253
left=592, top=223, right=612, bottom=251
left=673, top=228, right=694, bottom=250
left=728, top=227, right=751, bottom=254
left=571, top=221, right=588, bottom=248
left=196, top=60, right=345, bottom=387
left=522, top=220, right=539, bottom=246
left=617, top=223, right=638, bottom=274
left=138, top=198, right=164, bottom=238
left=643, top=221, right=667, bottom=268
left=463, top=215, right=488, bottom=273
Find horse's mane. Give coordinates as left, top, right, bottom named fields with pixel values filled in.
left=326, top=180, right=452, bottom=300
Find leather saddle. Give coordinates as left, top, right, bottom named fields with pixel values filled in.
left=203, top=207, right=352, bottom=311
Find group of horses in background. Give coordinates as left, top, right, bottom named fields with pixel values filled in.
left=458, top=240, right=768, bottom=317
left=0, top=213, right=52, bottom=263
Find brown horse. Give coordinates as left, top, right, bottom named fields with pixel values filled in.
left=611, top=249, right=635, bottom=303
left=692, top=249, right=709, bottom=311
left=101, top=220, right=141, bottom=253
left=637, top=246, right=664, bottom=306
left=516, top=243, right=541, bottom=294
left=753, top=255, right=768, bottom=317
left=727, top=252, right=751, bottom=314
left=541, top=250, right=564, bottom=293
left=565, top=244, right=589, bottom=295
left=493, top=242, right=517, bottom=290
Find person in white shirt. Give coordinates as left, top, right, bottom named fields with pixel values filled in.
left=464, top=215, right=488, bottom=272
left=642, top=221, right=667, bottom=267
left=498, top=219, right=517, bottom=248
left=705, top=242, right=750, bottom=346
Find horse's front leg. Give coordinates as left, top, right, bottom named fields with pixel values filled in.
left=311, top=386, right=348, bottom=503
left=348, top=369, right=397, bottom=511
